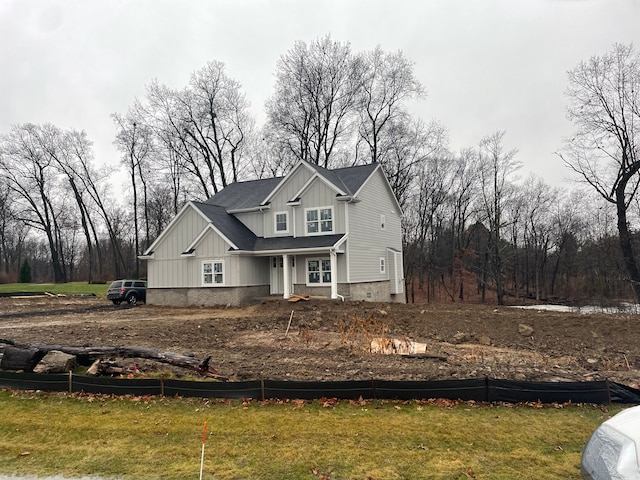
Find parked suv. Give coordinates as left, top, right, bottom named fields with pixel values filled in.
left=107, top=280, right=147, bottom=305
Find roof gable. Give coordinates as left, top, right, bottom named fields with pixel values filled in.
left=205, top=160, right=381, bottom=212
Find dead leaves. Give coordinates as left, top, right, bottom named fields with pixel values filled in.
left=311, top=466, right=331, bottom=479
left=464, top=467, right=477, bottom=478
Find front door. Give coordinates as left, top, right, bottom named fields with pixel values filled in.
left=270, top=256, right=284, bottom=294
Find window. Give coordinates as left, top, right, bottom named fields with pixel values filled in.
left=307, top=258, right=331, bottom=285
left=380, top=257, right=386, bottom=274
left=274, top=211, right=289, bottom=233
left=380, top=214, right=386, bottom=230
left=305, top=207, right=333, bottom=234
left=203, top=260, right=224, bottom=286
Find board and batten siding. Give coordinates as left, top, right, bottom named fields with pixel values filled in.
left=265, top=166, right=313, bottom=237
left=235, top=211, right=264, bottom=237
left=148, top=206, right=230, bottom=288
left=291, top=179, right=346, bottom=237
left=347, top=169, right=402, bottom=283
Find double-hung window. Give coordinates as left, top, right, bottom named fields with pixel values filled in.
left=274, top=211, right=289, bottom=234
left=305, top=207, right=333, bottom=235
left=202, top=260, right=224, bottom=286
left=307, top=258, right=331, bottom=285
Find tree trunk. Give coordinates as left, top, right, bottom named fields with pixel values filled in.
left=616, top=187, right=640, bottom=301
left=0, top=339, right=227, bottom=380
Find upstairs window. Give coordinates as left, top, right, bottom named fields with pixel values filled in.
left=305, top=207, right=333, bottom=234
left=274, top=212, right=289, bottom=233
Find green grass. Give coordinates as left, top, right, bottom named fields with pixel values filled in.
left=0, top=390, right=620, bottom=479
left=0, top=282, right=109, bottom=297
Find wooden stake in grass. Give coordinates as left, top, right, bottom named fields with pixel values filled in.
left=199, top=421, right=207, bottom=480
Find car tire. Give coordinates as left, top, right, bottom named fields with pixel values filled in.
left=127, top=293, right=138, bottom=305
left=112, top=300, right=121, bottom=305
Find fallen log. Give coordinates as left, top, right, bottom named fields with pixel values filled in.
left=0, top=338, right=227, bottom=381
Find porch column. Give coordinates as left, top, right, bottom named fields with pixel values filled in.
left=283, top=254, right=291, bottom=299
left=330, top=250, right=338, bottom=299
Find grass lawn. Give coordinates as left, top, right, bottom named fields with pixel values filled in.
left=0, top=390, right=619, bottom=480
left=0, top=282, right=109, bottom=297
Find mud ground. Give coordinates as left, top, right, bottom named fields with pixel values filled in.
left=0, top=296, right=639, bottom=388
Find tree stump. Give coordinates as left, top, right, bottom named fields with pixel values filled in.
left=33, top=350, right=77, bottom=373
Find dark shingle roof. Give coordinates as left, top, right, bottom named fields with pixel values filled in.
left=252, top=234, right=345, bottom=252
left=193, top=202, right=344, bottom=253
left=205, top=177, right=282, bottom=210
left=204, top=161, right=378, bottom=209
left=192, top=202, right=257, bottom=250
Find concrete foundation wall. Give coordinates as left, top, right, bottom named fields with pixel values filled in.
left=292, top=281, right=405, bottom=303
left=348, top=281, right=405, bottom=303
left=148, top=285, right=270, bottom=307
left=149, top=281, right=405, bottom=306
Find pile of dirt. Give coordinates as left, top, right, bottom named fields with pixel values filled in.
left=0, top=296, right=638, bottom=388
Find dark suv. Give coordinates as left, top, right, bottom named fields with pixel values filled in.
left=107, top=280, right=147, bottom=305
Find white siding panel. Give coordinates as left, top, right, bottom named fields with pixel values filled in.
left=348, top=169, right=402, bottom=282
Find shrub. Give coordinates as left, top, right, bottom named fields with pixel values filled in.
left=18, top=260, right=31, bottom=283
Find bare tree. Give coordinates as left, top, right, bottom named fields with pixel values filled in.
left=0, top=124, right=68, bottom=282
left=266, top=35, right=362, bottom=168
left=559, top=43, right=640, bottom=299
left=357, top=47, right=425, bottom=164
left=478, top=131, right=520, bottom=305
left=113, top=112, right=154, bottom=278
left=178, top=61, right=252, bottom=193
left=125, top=62, right=253, bottom=204
left=376, top=116, right=448, bottom=210
left=0, top=178, right=28, bottom=281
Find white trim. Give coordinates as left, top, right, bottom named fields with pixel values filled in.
left=289, top=172, right=346, bottom=203
left=261, top=160, right=309, bottom=205
left=202, top=259, right=225, bottom=286
left=304, top=206, right=334, bottom=235
left=184, top=223, right=239, bottom=253
left=380, top=256, right=386, bottom=275
left=229, top=245, right=345, bottom=256
left=263, top=160, right=347, bottom=206
left=143, top=201, right=194, bottom=255
left=380, top=214, right=386, bottom=231
left=274, top=211, right=289, bottom=234
left=227, top=205, right=271, bottom=214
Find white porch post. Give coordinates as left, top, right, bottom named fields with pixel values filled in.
left=283, top=254, right=291, bottom=299
left=330, top=250, right=338, bottom=299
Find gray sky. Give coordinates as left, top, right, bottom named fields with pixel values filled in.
left=1, top=0, right=639, bottom=189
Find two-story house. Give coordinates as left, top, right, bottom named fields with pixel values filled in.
left=141, top=160, right=405, bottom=305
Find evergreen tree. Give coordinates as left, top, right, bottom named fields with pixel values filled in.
left=19, top=260, right=31, bottom=283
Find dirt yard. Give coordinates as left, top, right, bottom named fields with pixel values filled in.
left=0, top=295, right=639, bottom=388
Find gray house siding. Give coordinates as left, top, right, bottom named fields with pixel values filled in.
left=347, top=169, right=403, bottom=285
left=144, top=161, right=405, bottom=306
left=235, top=211, right=264, bottom=237
left=291, top=179, right=346, bottom=237
left=265, top=166, right=314, bottom=237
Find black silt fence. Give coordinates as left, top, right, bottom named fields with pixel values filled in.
left=0, top=372, right=638, bottom=404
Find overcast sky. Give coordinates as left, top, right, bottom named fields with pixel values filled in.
left=1, top=0, right=639, bottom=190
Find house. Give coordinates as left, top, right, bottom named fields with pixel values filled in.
left=141, top=160, right=405, bottom=306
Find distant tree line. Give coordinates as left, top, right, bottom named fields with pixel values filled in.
left=0, top=39, right=638, bottom=305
